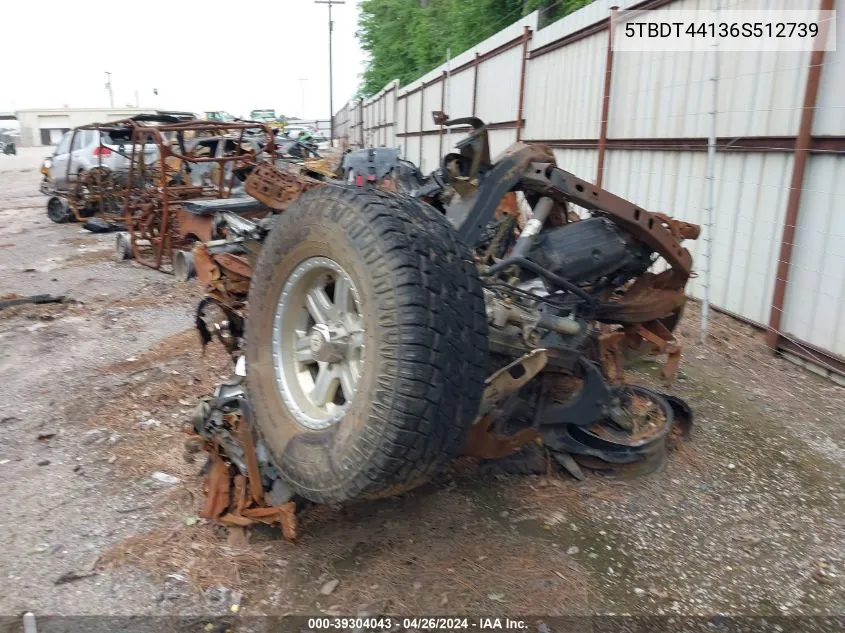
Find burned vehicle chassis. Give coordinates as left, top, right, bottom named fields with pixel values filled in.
left=46, top=116, right=278, bottom=272
left=188, top=115, right=699, bottom=535
left=113, top=118, right=276, bottom=271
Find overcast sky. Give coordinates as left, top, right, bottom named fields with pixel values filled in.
left=0, top=0, right=365, bottom=119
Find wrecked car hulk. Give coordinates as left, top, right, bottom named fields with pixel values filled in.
left=191, top=114, right=699, bottom=529
left=38, top=114, right=340, bottom=274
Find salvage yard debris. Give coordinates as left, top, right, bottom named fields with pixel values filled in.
left=39, top=114, right=342, bottom=275
left=25, top=109, right=702, bottom=542
left=0, top=293, right=65, bottom=310
left=184, top=113, right=701, bottom=538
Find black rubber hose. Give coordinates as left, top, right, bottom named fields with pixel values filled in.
left=482, top=257, right=595, bottom=306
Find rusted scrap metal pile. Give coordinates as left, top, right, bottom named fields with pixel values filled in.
left=40, top=113, right=337, bottom=275
left=185, top=114, right=700, bottom=538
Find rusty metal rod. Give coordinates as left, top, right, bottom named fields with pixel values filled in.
left=767, top=0, right=834, bottom=349
left=596, top=6, right=618, bottom=188
left=516, top=25, right=531, bottom=142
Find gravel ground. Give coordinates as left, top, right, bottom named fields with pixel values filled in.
left=0, top=153, right=842, bottom=622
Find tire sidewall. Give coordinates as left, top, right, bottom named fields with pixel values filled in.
left=47, top=197, right=70, bottom=223
left=246, top=191, right=388, bottom=500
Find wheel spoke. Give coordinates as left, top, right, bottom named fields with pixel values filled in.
left=294, top=334, right=313, bottom=363
left=348, top=331, right=365, bottom=352
left=338, top=365, right=357, bottom=399
left=305, top=286, right=334, bottom=324
left=275, top=257, right=366, bottom=429
left=333, top=275, right=351, bottom=315
left=310, top=363, right=338, bottom=406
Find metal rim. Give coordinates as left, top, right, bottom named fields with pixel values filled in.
left=272, top=256, right=366, bottom=430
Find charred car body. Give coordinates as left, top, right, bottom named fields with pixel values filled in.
left=39, top=114, right=339, bottom=275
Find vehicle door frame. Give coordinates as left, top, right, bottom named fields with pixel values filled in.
left=51, top=131, right=74, bottom=189
left=68, top=129, right=91, bottom=180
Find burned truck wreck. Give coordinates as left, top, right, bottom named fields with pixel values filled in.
left=188, top=115, right=699, bottom=536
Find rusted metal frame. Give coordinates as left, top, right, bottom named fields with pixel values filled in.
left=596, top=7, right=618, bottom=187
left=455, top=33, right=526, bottom=75
left=472, top=52, right=480, bottom=117
left=775, top=335, right=845, bottom=377
left=515, top=25, right=532, bottom=142
left=397, top=36, right=523, bottom=105
left=419, top=84, right=425, bottom=166
left=64, top=129, right=79, bottom=217
left=402, top=93, right=409, bottom=157
left=120, top=120, right=273, bottom=270
left=527, top=163, right=693, bottom=275
left=767, top=0, right=834, bottom=350
left=360, top=101, right=365, bottom=147
left=527, top=136, right=845, bottom=153
left=397, top=120, right=524, bottom=138
left=77, top=119, right=270, bottom=136
left=709, top=298, right=843, bottom=378
left=137, top=126, right=170, bottom=270
left=439, top=71, right=446, bottom=156
left=528, top=0, right=674, bottom=60
left=124, top=132, right=139, bottom=259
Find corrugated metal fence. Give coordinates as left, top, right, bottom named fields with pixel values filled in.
left=333, top=0, right=845, bottom=380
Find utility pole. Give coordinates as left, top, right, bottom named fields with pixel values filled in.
left=315, top=0, right=344, bottom=144
left=105, top=72, right=114, bottom=108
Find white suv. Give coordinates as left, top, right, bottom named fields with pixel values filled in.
left=48, top=128, right=159, bottom=190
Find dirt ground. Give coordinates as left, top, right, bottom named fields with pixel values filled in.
left=1, top=150, right=842, bottom=621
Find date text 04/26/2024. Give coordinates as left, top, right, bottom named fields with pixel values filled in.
left=306, top=617, right=527, bottom=630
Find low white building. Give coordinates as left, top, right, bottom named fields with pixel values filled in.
left=15, top=108, right=154, bottom=147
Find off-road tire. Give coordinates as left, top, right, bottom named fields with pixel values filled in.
left=246, top=185, right=488, bottom=503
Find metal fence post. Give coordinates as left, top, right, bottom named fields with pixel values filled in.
left=766, top=0, right=834, bottom=349
left=516, top=25, right=532, bottom=142
left=595, top=6, right=618, bottom=188
left=701, top=5, right=719, bottom=343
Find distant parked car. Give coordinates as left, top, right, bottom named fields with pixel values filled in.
left=284, top=125, right=330, bottom=151
left=204, top=111, right=237, bottom=123
left=47, top=129, right=159, bottom=190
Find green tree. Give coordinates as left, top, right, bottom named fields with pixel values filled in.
left=357, top=0, right=593, bottom=98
